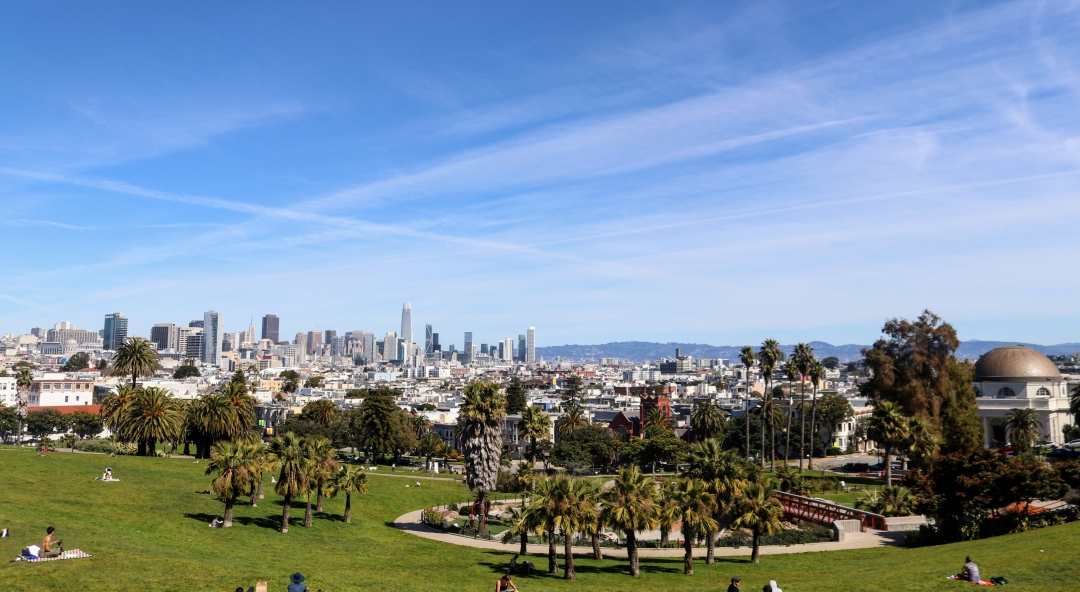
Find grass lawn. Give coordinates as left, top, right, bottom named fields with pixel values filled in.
left=1, top=447, right=1078, bottom=591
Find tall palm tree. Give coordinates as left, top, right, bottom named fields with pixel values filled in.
left=906, top=416, right=939, bottom=474
left=644, top=406, right=673, bottom=431
left=100, top=383, right=137, bottom=435
left=121, top=387, right=184, bottom=456
left=683, top=439, right=748, bottom=564
left=558, top=405, right=587, bottom=438
left=782, top=359, right=798, bottom=464
left=738, top=346, right=756, bottom=462
left=807, top=359, right=825, bottom=470
left=757, top=340, right=781, bottom=469
left=792, top=343, right=814, bottom=471
left=459, top=381, right=506, bottom=534
left=731, top=481, right=783, bottom=564
left=599, top=467, right=659, bottom=577
left=656, top=478, right=681, bottom=548
left=869, top=401, right=909, bottom=484
left=519, top=405, right=552, bottom=478
left=690, top=400, right=725, bottom=441
left=541, top=476, right=593, bottom=580
left=188, top=394, right=236, bottom=458
left=756, top=392, right=784, bottom=473
left=500, top=503, right=536, bottom=557
left=530, top=477, right=561, bottom=575
left=112, top=337, right=159, bottom=389
left=205, top=441, right=256, bottom=527
left=14, top=367, right=33, bottom=445
left=305, top=435, right=339, bottom=517
left=327, top=465, right=368, bottom=524
left=671, top=478, right=718, bottom=575
left=269, top=432, right=310, bottom=533
left=579, top=480, right=605, bottom=561
left=1005, top=408, right=1043, bottom=451
left=219, top=380, right=256, bottom=438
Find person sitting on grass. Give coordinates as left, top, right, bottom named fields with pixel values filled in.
left=496, top=573, right=518, bottom=592
left=288, top=572, right=308, bottom=592
left=958, top=556, right=981, bottom=583
left=40, top=527, right=63, bottom=558
left=209, top=517, right=224, bottom=528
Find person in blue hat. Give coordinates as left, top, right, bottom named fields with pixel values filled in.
left=288, top=572, right=308, bottom=592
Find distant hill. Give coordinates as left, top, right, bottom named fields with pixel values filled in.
left=535, top=340, right=1080, bottom=363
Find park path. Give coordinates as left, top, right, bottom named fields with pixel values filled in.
left=393, top=509, right=904, bottom=558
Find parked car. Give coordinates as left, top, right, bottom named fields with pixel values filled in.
left=1049, top=447, right=1079, bottom=458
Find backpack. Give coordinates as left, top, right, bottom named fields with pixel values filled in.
left=990, top=577, right=1008, bottom=585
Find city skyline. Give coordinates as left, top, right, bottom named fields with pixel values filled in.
left=2, top=2, right=1079, bottom=346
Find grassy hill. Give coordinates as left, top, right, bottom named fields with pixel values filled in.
left=1, top=447, right=1077, bottom=591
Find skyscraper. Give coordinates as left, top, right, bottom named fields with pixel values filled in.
left=518, top=334, right=526, bottom=362
left=247, top=317, right=255, bottom=346
left=150, top=323, right=177, bottom=351
left=400, top=302, right=412, bottom=343
left=261, top=314, right=280, bottom=343
left=424, top=324, right=433, bottom=358
left=203, top=311, right=223, bottom=366
left=324, top=330, right=337, bottom=345
left=432, top=332, right=440, bottom=353
left=362, top=332, right=376, bottom=363
left=464, top=331, right=473, bottom=363
left=307, top=330, right=322, bottom=356
left=103, top=313, right=128, bottom=351
left=384, top=331, right=399, bottom=362
left=526, top=326, right=536, bottom=364
left=178, top=326, right=203, bottom=359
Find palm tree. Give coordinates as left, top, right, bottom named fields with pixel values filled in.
left=671, top=478, right=717, bottom=575
left=417, top=431, right=448, bottom=470
left=269, top=432, right=310, bottom=533
left=690, top=400, right=725, bottom=441
left=807, top=359, right=825, bottom=470
left=599, top=467, right=659, bottom=577
left=782, top=359, right=798, bottom=464
left=459, top=381, right=506, bottom=534
left=219, top=381, right=256, bottom=438
left=500, top=503, right=536, bottom=557
left=408, top=414, right=431, bottom=438
left=558, top=405, right=587, bottom=438
left=644, top=406, right=673, bottom=431
left=683, top=439, right=747, bottom=564
left=112, top=337, right=159, bottom=389
left=730, top=481, right=783, bottom=564
left=757, top=340, right=781, bottom=467
left=518, top=405, right=552, bottom=482
left=13, top=367, right=33, bottom=445
left=579, top=480, right=605, bottom=561
left=656, top=478, right=681, bottom=548
left=760, top=392, right=786, bottom=472
left=1005, top=408, right=1043, bottom=451
left=906, top=416, right=939, bottom=473
left=305, top=435, right=339, bottom=518
left=869, top=401, right=909, bottom=484
left=188, top=394, right=236, bottom=458
left=121, top=387, right=184, bottom=456
left=530, top=477, right=561, bottom=575
left=100, top=383, right=137, bottom=435
left=542, top=476, right=593, bottom=580
left=855, top=485, right=916, bottom=517
left=327, top=465, right=368, bottom=524
left=738, top=346, right=756, bottom=461
left=792, top=343, right=814, bottom=471
left=1070, top=384, right=1080, bottom=424
left=205, top=441, right=256, bottom=527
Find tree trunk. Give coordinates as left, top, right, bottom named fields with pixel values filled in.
left=751, top=527, right=761, bottom=564
left=520, top=530, right=528, bottom=556
left=137, top=439, right=147, bottom=457
left=745, top=398, right=751, bottom=462
left=344, top=493, right=352, bottom=524
left=316, top=484, right=324, bottom=512
left=304, top=493, right=313, bottom=527
left=706, top=528, right=715, bottom=564
left=799, top=380, right=806, bottom=472
left=563, top=533, right=575, bottom=580
left=683, top=526, right=694, bottom=575
left=224, top=499, right=234, bottom=527
left=808, top=387, right=819, bottom=470
left=183, top=439, right=190, bottom=456
left=784, top=392, right=793, bottom=464
left=592, top=532, right=602, bottom=560
left=281, top=493, right=292, bottom=533
left=626, top=530, right=639, bottom=576
left=547, top=528, right=559, bottom=574
left=660, top=525, right=669, bottom=546
left=770, top=419, right=776, bottom=473
left=885, top=446, right=892, bottom=485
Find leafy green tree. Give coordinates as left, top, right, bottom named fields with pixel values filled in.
left=14, top=367, right=33, bottom=443
left=552, top=424, right=616, bottom=468
left=1071, top=383, right=1080, bottom=423
left=68, top=411, right=104, bottom=439
left=100, top=384, right=137, bottom=436
left=417, top=431, right=449, bottom=467
left=112, top=337, right=159, bottom=389
left=26, top=409, right=64, bottom=440
left=557, top=405, right=587, bottom=438
left=327, top=465, right=368, bottom=523
left=505, top=376, right=527, bottom=414
left=304, top=376, right=324, bottom=388
left=906, top=416, right=940, bottom=473
left=280, top=370, right=300, bottom=394
left=815, top=393, right=854, bottom=451
left=61, top=352, right=91, bottom=372
left=561, top=374, right=584, bottom=409
left=268, top=432, right=310, bottom=533
left=173, top=365, right=200, bottom=379
left=671, top=478, right=717, bottom=575
left=821, top=356, right=840, bottom=369
left=869, top=401, right=909, bottom=484
left=357, top=388, right=399, bottom=460
left=300, top=400, right=339, bottom=428
left=458, top=381, right=506, bottom=532
left=855, top=485, right=916, bottom=517
left=0, top=406, right=20, bottom=443
left=738, top=346, right=757, bottom=461
left=205, top=441, right=257, bottom=527
left=754, top=391, right=784, bottom=472
left=599, top=467, right=659, bottom=576
left=730, top=481, right=783, bottom=564
left=1005, top=408, right=1042, bottom=450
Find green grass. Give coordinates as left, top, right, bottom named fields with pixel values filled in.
left=1, top=447, right=1078, bottom=591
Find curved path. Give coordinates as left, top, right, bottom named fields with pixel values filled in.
left=393, top=509, right=904, bottom=558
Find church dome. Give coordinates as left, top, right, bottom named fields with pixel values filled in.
left=974, top=345, right=1061, bottom=382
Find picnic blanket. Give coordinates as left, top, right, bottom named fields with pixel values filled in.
left=13, top=548, right=92, bottom=563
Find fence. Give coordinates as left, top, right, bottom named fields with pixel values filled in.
left=775, top=491, right=887, bottom=531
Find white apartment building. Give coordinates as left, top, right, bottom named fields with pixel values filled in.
left=0, top=376, right=16, bottom=406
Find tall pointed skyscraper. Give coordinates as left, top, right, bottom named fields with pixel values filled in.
left=400, top=302, right=412, bottom=343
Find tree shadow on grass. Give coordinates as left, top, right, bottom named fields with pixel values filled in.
left=183, top=512, right=296, bottom=531
left=476, top=549, right=743, bottom=577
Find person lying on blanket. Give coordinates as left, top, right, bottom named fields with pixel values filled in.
left=957, top=556, right=981, bottom=584
left=40, top=527, right=64, bottom=558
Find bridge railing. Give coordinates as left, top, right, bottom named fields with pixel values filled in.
left=775, top=491, right=887, bottom=531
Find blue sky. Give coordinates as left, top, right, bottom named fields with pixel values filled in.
left=2, top=1, right=1079, bottom=349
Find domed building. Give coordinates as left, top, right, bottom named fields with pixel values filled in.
left=973, top=345, right=1072, bottom=447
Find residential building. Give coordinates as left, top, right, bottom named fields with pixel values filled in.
left=0, top=376, right=16, bottom=406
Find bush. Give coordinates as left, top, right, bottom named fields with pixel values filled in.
left=826, top=446, right=843, bottom=456
left=73, top=439, right=118, bottom=454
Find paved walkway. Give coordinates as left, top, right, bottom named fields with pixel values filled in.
left=393, top=509, right=904, bottom=558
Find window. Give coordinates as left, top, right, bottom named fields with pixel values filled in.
left=64, top=396, right=69, bottom=402
left=1036, top=387, right=1050, bottom=396
left=997, top=387, right=1016, bottom=397
left=64, top=383, right=72, bottom=390
left=75, top=396, right=80, bottom=402
left=43, top=384, right=51, bottom=390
